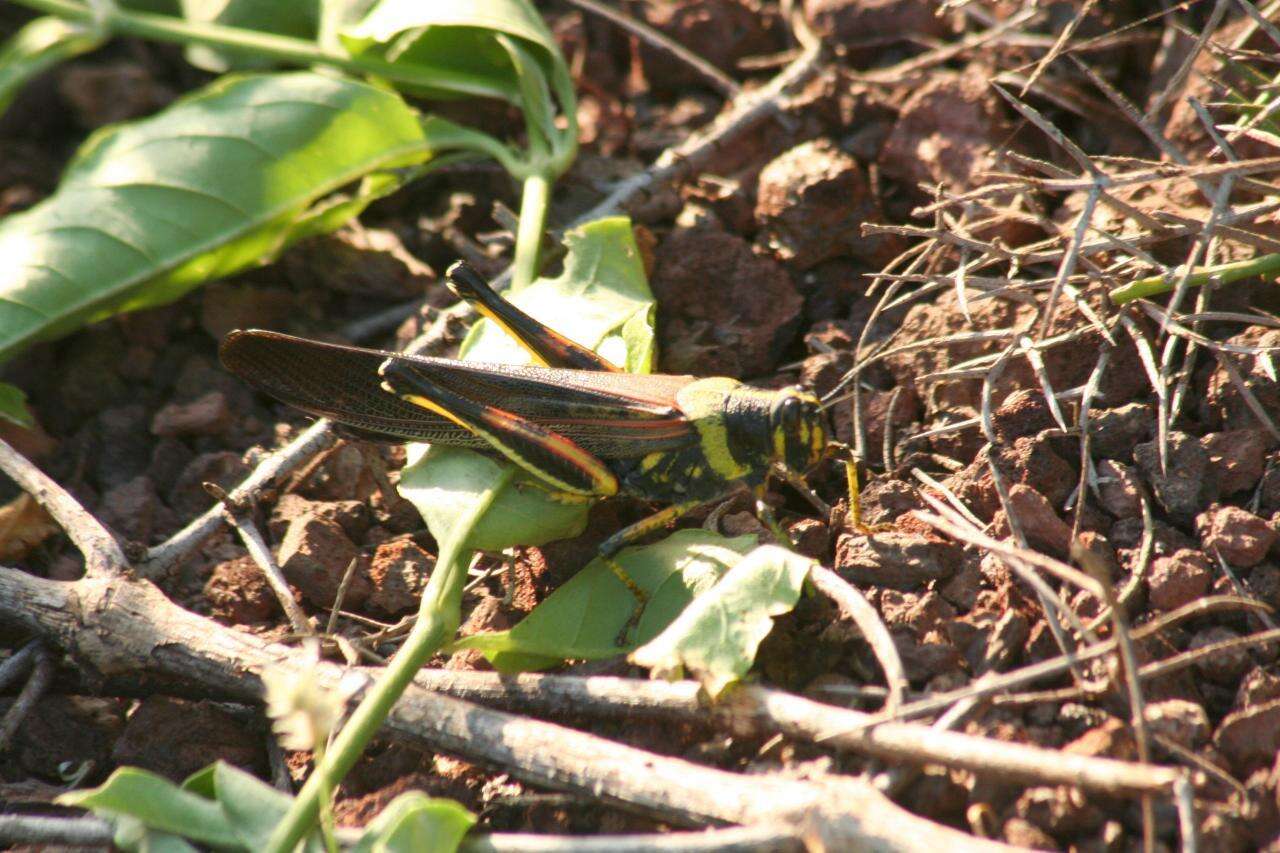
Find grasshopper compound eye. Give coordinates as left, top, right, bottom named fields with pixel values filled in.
left=770, top=389, right=827, bottom=474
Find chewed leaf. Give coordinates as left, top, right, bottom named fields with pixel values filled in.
left=450, top=530, right=758, bottom=672
left=630, top=545, right=814, bottom=696
left=0, top=382, right=33, bottom=428
left=0, top=72, right=430, bottom=365
left=397, top=217, right=655, bottom=555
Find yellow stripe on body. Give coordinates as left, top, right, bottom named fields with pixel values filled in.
left=675, top=378, right=753, bottom=481
left=401, top=392, right=618, bottom=497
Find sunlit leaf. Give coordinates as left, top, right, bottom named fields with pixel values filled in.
left=57, top=767, right=239, bottom=849
left=352, top=791, right=475, bottom=853
left=631, top=545, right=813, bottom=696
left=450, top=530, right=757, bottom=672
left=0, top=72, right=430, bottom=365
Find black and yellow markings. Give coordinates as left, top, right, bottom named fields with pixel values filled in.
left=381, top=360, right=618, bottom=499
left=220, top=259, right=834, bottom=615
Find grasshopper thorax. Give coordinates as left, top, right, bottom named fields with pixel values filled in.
left=769, top=387, right=828, bottom=475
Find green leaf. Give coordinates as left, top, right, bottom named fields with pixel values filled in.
left=0, top=382, right=33, bottom=428
left=450, top=530, right=757, bottom=672
left=0, top=71, right=431, bottom=365
left=212, top=762, right=295, bottom=850
left=179, top=0, right=321, bottom=72
left=112, top=818, right=201, bottom=853
left=397, top=216, right=655, bottom=554
left=352, top=792, right=475, bottom=853
left=631, top=545, right=814, bottom=696
left=341, top=0, right=561, bottom=103
left=0, top=17, right=105, bottom=119
left=57, top=767, right=240, bottom=849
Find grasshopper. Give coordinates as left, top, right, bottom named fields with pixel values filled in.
left=220, top=261, right=833, bottom=597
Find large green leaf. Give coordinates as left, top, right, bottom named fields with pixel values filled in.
left=450, top=530, right=757, bottom=672
left=340, top=0, right=562, bottom=102
left=57, top=767, right=240, bottom=849
left=352, top=792, right=475, bottom=853
left=631, top=545, right=813, bottom=696
left=397, top=216, right=655, bottom=554
left=211, top=762, right=297, bottom=851
left=0, top=16, right=105, bottom=119
left=0, top=71, right=431, bottom=364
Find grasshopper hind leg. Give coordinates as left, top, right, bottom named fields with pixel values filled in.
left=595, top=500, right=702, bottom=644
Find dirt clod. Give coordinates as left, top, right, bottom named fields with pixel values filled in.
left=367, top=537, right=434, bottom=617
left=835, top=530, right=961, bottom=589
left=755, top=138, right=898, bottom=269
left=1196, top=505, right=1277, bottom=568
left=1146, top=549, right=1212, bottom=612
left=1133, top=432, right=1217, bottom=523
left=111, top=697, right=265, bottom=783
left=277, top=513, right=370, bottom=609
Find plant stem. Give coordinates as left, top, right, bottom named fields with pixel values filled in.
left=261, top=470, right=512, bottom=853
left=11, top=0, right=514, bottom=103
left=1109, top=251, right=1280, bottom=304
left=511, top=172, right=552, bottom=290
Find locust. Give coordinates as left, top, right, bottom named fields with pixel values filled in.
left=220, top=261, right=834, bottom=598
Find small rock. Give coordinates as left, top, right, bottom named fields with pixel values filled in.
left=277, top=514, right=369, bottom=609
left=269, top=493, right=371, bottom=543
left=996, top=483, right=1071, bottom=557
left=755, top=139, right=898, bottom=269
left=1260, top=461, right=1280, bottom=516
left=1215, top=698, right=1280, bottom=773
left=786, top=517, right=831, bottom=562
left=1110, top=516, right=1195, bottom=556
left=1002, top=817, right=1059, bottom=851
left=283, top=226, right=437, bottom=301
left=804, top=0, right=954, bottom=48
left=1202, top=328, right=1280, bottom=435
left=13, top=696, right=125, bottom=779
left=857, top=478, right=924, bottom=527
left=1014, top=785, right=1103, bottom=836
left=112, top=697, right=264, bottom=782
left=939, top=555, right=982, bottom=610
left=1190, top=626, right=1252, bottom=685
left=367, top=538, right=434, bottom=617
left=1202, top=430, right=1267, bottom=496
left=878, top=69, right=1010, bottom=198
left=878, top=589, right=955, bottom=636
left=1144, top=699, right=1210, bottom=749
left=98, top=475, right=174, bottom=544
left=992, top=389, right=1056, bottom=443
left=1096, top=459, right=1143, bottom=519
left=650, top=227, right=803, bottom=378
left=1146, top=549, right=1212, bottom=611
left=94, top=404, right=153, bottom=490
left=835, top=530, right=962, bottom=589
left=1235, top=667, right=1280, bottom=709
left=1134, top=432, right=1217, bottom=522
left=1064, top=717, right=1136, bottom=760
left=636, top=0, right=782, bottom=93
left=151, top=390, right=232, bottom=437
left=1197, top=504, right=1276, bottom=568
left=204, top=555, right=278, bottom=624
left=1088, top=403, right=1154, bottom=461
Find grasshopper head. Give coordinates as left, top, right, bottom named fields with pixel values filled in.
left=770, top=388, right=828, bottom=474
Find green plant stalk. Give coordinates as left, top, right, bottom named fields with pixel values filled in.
left=511, top=172, right=552, bottom=290
left=262, top=469, right=514, bottom=853
left=1109, top=251, right=1280, bottom=304
left=11, top=0, right=514, bottom=103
